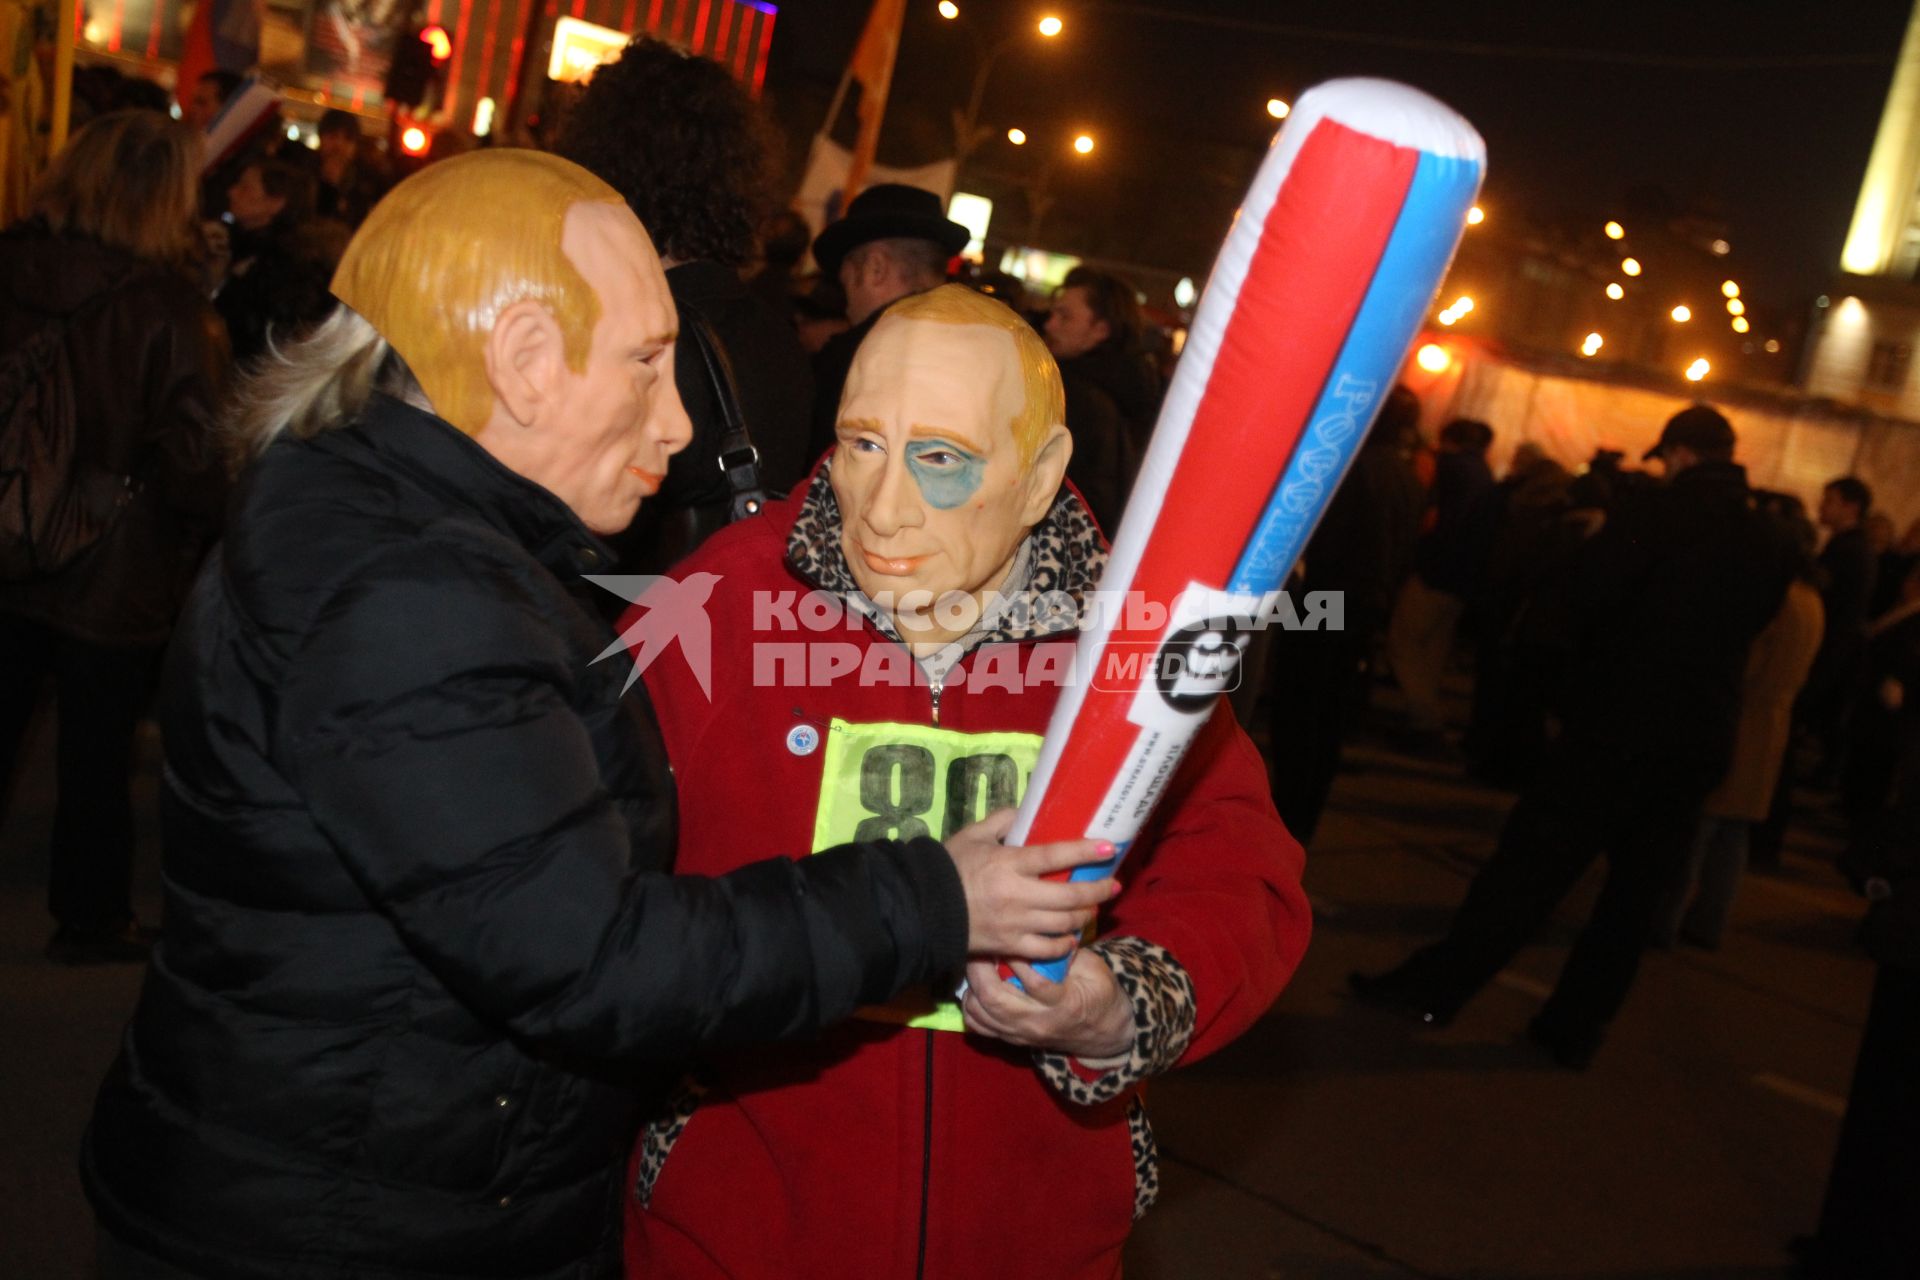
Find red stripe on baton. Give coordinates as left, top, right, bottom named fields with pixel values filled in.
left=1024, top=121, right=1419, bottom=846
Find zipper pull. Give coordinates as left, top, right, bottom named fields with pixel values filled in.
left=929, top=675, right=943, bottom=725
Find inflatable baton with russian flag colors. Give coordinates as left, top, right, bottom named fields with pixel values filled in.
left=1010, top=78, right=1484, bottom=984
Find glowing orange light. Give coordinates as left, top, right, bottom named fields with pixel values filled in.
left=400, top=125, right=431, bottom=156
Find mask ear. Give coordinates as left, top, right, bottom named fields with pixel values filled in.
left=1018, top=424, right=1072, bottom=527
left=483, top=299, right=567, bottom=430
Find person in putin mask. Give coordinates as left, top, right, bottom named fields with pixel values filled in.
left=625, top=284, right=1309, bottom=1279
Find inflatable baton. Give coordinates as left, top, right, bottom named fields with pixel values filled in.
left=1011, top=79, right=1484, bottom=984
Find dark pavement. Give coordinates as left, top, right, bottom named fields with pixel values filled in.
left=1, top=684, right=1871, bottom=1279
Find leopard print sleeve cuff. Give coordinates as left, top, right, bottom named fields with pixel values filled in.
left=1034, top=936, right=1197, bottom=1106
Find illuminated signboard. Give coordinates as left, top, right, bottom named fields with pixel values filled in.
left=549, top=16, right=629, bottom=84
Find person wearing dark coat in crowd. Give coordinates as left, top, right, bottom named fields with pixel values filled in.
left=1801, top=476, right=1879, bottom=780
left=1794, top=696, right=1920, bottom=1280
left=1461, top=441, right=1574, bottom=786
left=1388, top=416, right=1495, bottom=738
left=1044, top=265, right=1163, bottom=456
left=1352, top=406, right=1796, bottom=1068
left=1265, top=385, right=1425, bottom=843
left=0, top=113, right=228, bottom=965
left=215, top=155, right=339, bottom=367
left=1843, top=561, right=1920, bottom=826
left=806, top=183, right=967, bottom=462
left=1041, top=266, right=1154, bottom=534
left=747, top=206, right=811, bottom=315
left=1872, top=516, right=1920, bottom=622
left=557, top=38, right=815, bottom=574
left=311, top=108, right=390, bottom=230
left=79, top=150, right=1111, bottom=1280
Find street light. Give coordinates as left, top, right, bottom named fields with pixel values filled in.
left=949, top=11, right=1067, bottom=161
left=1266, top=97, right=1290, bottom=119
left=1006, top=127, right=1027, bottom=145
left=1727, top=298, right=1745, bottom=316
left=1686, top=358, right=1710, bottom=381
left=1605, top=220, right=1625, bottom=240
left=1416, top=343, right=1451, bottom=373
left=1606, top=283, right=1625, bottom=301
left=1466, top=205, right=1484, bottom=225
left=1721, top=280, right=1740, bottom=298
left=1732, top=316, right=1750, bottom=334
left=1671, top=305, right=1692, bottom=323
left=1621, top=257, right=1642, bottom=276
left=1073, top=132, right=1095, bottom=154
left=1581, top=332, right=1604, bottom=357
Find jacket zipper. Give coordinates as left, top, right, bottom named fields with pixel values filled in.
left=915, top=1028, right=935, bottom=1279
left=929, top=673, right=943, bottom=725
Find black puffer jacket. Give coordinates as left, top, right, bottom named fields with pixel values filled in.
left=0, top=222, right=226, bottom=645
left=82, top=394, right=968, bottom=1280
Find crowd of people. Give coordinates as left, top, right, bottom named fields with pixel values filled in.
left=0, top=36, right=1914, bottom=1280
left=1282, top=398, right=1918, bottom=1277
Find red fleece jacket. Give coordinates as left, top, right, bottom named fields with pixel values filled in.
left=624, top=480, right=1309, bottom=1280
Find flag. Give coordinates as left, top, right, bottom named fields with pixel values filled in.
left=840, top=0, right=905, bottom=200
left=795, top=132, right=957, bottom=244
left=176, top=0, right=262, bottom=104
left=200, top=76, right=280, bottom=173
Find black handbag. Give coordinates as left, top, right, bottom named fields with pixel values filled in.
left=682, top=306, right=772, bottom=524
left=612, top=305, right=776, bottom=578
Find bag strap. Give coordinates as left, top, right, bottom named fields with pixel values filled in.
left=678, top=302, right=772, bottom=523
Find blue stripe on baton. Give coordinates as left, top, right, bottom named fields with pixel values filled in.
left=1226, top=149, right=1484, bottom=597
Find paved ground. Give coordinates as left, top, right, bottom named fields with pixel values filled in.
left=1, top=688, right=1871, bottom=1279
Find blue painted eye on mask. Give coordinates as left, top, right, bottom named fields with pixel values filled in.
left=904, top=439, right=987, bottom=509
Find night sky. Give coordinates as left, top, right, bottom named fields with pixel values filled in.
left=759, top=0, right=1912, bottom=310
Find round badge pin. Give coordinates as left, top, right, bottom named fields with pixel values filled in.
left=786, top=724, right=821, bottom=757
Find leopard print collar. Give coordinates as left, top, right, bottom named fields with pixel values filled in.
left=783, top=459, right=1107, bottom=660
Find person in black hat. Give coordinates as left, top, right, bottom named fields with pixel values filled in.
left=806, top=183, right=969, bottom=461
left=1350, top=404, right=1797, bottom=1068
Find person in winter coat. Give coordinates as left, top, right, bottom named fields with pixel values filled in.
left=1387, top=416, right=1495, bottom=739
left=1042, top=267, right=1158, bottom=533
left=1044, top=265, right=1164, bottom=458
left=80, top=152, right=1113, bottom=1280
left=1657, top=555, right=1825, bottom=949
left=0, top=110, right=227, bottom=965
left=1352, top=405, right=1797, bottom=1068
left=1794, top=702, right=1920, bottom=1279
left=214, top=154, right=338, bottom=367
left=623, top=284, right=1311, bottom=1280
